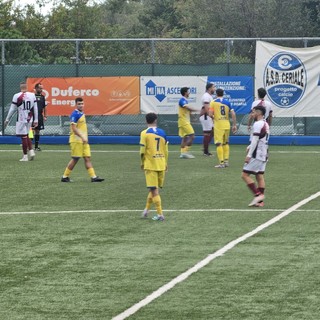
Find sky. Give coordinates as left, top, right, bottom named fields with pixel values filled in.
left=13, top=0, right=54, bottom=14
left=14, top=0, right=103, bottom=15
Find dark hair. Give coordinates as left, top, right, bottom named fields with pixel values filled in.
left=206, top=83, right=215, bottom=91
left=216, top=88, right=224, bottom=97
left=253, top=105, right=266, bottom=116
left=75, top=97, right=84, bottom=104
left=257, top=87, right=267, bottom=99
left=180, top=87, right=190, bottom=96
left=146, top=112, right=157, bottom=124
left=35, top=83, right=42, bottom=89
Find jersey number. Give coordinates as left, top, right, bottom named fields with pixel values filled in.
left=23, top=101, right=32, bottom=110
left=220, top=105, right=226, bottom=115
left=155, top=138, right=160, bottom=151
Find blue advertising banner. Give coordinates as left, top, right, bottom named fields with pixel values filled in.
left=207, top=76, right=254, bottom=114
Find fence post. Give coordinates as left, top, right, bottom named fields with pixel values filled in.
left=76, top=40, right=80, bottom=77
left=226, top=39, right=231, bottom=76
left=151, top=39, right=155, bottom=76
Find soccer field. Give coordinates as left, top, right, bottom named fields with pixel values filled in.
left=0, top=144, right=319, bottom=320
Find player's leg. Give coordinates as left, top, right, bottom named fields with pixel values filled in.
left=242, top=159, right=265, bottom=206
left=82, top=144, right=104, bottom=182
left=151, top=171, right=165, bottom=221
left=20, top=135, right=29, bottom=161
left=34, top=115, right=44, bottom=150
left=142, top=191, right=153, bottom=218
left=179, top=125, right=195, bottom=158
left=34, top=128, right=40, bottom=150
left=255, top=167, right=266, bottom=206
left=214, top=128, right=225, bottom=167
left=223, top=130, right=230, bottom=166
left=61, top=143, right=80, bottom=182
left=203, top=130, right=212, bottom=156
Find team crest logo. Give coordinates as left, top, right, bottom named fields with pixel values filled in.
left=263, top=52, right=306, bottom=108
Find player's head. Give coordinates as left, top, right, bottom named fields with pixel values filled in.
left=35, top=83, right=43, bottom=93
left=253, top=105, right=266, bottom=119
left=20, top=81, right=27, bottom=92
left=145, top=112, right=157, bottom=125
left=206, top=82, right=215, bottom=94
left=180, top=87, right=190, bottom=97
left=257, top=87, right=267, bottom=99
left=216, top=88, right=224, bottom=97
left=75, top=97, right=84, bottom=110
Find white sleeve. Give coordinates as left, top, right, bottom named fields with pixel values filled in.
left=6, top=104, right=17, bottom=121
left=247, top=135, right=259, bottom=157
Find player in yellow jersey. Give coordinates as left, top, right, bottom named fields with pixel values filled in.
left=209, top=88, right=237, bottom=168
left=61, top=97, right=104, bottom=182
left=140, top=113, right=169, bottom=221
left=178, top=87, right=198, bottom=159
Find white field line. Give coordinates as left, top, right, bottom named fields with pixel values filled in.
left=0, top=208, right=320, bottom=216
left=0, top=149, right=320, bottom=154
left=112, top=191, right=320, bottom=320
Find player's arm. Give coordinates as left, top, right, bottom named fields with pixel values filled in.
left=140, top=146, right=145, bottom=170
left=71, top=122, right=87, bottom=143
left=164, top=141, right=169, bottom=171
left=139, top=132, right=146, bottom=169
left=4, top=104, right=17, bottom=128
left=43, top=97, right=48, bottom=120
left=230, top=109, right=237, bottom=133
left=200, top=100, right=211, bottom=116
left=247, top=109, right=254, bottom=132
left=184, top=104, right=198, bottom=113
left=267, top=110, right=273, bottom=126
left=32, top=99, right=38, bottom=127
left=245, top=134, right=259, bottom=163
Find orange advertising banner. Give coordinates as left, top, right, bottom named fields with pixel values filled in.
left=27, top=77, right=140, bottom=115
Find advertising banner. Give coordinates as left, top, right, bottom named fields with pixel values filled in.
left=255, top=41, right=320, bottom=116
left=141, top=76, right=253, bottom=115
left=27, top=77, right=140, bottom=115
left=140, top=76, right=206, bottom=114
left=207, top=76, right=253, bottom=114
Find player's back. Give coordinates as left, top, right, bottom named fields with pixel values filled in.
left=13, top=92, right=36, bottom=123
left=210, top=98, right=232, bottom=130
left=140, top=127, right=167, bottom=171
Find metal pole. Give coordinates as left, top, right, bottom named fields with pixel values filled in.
left=1, top=41, right=5, bottom=65
left=76, top=40, right=80, bottom=76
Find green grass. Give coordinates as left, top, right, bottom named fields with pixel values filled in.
left=0, top=143, right=319, bottom=319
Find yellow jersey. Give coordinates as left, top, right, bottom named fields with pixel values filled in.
left=178, top=97, right=191, bottom=127
left=69, top=109, right=88, bottom=143
left=209, top=98, right=233, bottom=130
left=140, top=127, right=168, bottom=171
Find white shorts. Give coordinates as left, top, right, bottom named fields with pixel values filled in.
left=16, top=122, right=31, bottom=136
left=243, top=158, right=266, bottom=174
left=199, top=115, right=213, bottom=131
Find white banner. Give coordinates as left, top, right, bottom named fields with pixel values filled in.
left=255, top=41, right=320, bottom=116
left=140, top=76, right=207, bottom=114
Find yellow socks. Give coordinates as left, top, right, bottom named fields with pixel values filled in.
left=223, top=144, right=230, bottom=162
left=63, top=167, right=72, bottom=177
left=87, top=167, right=96, bottom=178
left=152, top=195, right=163, bottom=215
left=216, top=145, right=224, bottom=164
left=145, top=192, right=153, bottom=210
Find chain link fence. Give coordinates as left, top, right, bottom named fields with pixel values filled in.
left=1, top=37, right=320, bottom=136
